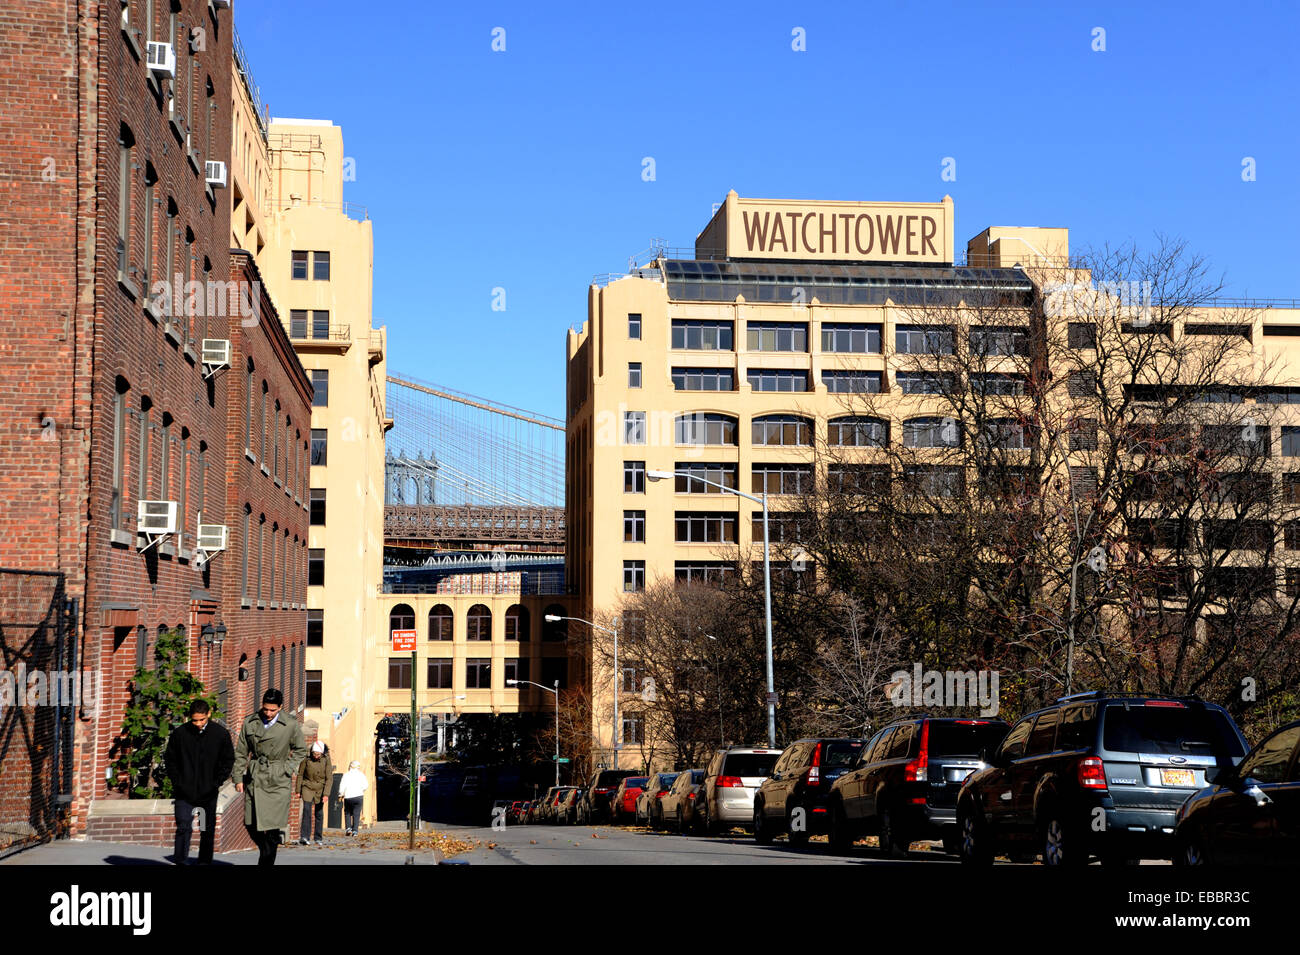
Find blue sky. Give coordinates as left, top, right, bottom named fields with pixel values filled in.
left=237, top=0, right=1299, bottom=419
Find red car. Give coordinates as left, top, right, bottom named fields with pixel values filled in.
left=611, top=776, right=650, bottom=824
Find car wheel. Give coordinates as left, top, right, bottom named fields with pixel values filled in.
left=827, top=800, right=853, bottom=852
left=878, top=807, right=907, bottom=857
left=958, top=807, right=993, bottom=866
left=1041, top=813, right=1085, bottom=867
left=753, top=803, right=773, bottom=844
left=942, top=835, right=959, bottom=856
left=787, top=804, right=810, bottom=847
left=1174, top=830, right=1209, bottom=866
left=703, top=803, right=718, bottom=835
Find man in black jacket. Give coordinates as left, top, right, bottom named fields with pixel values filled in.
left=165, top=699, right=235, bottom=865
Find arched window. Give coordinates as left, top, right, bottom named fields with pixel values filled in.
left=543, top=605, right=567, bottom=641
left=505, top=604, right=530, bottom=641
left=752, top=414, right=812, bottom=446
left=429, top=604, right=453, bottom=641
left=828, top=416, right=889, bottom=447
left=902, top=416, right=961, bottom=448
left=466, top=604, right=491, bottom=641
left=389, top=603, right=415, bottom=634
left=674, top=412, right=737, bottom=446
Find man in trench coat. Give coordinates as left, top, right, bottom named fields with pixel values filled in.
left=232, top=688, right=307, bottom=865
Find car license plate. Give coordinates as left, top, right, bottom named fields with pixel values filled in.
left=1160, top=768, right=1195, bottom=787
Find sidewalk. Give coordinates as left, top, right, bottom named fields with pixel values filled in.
left=0, top=823, right=498, bottom=866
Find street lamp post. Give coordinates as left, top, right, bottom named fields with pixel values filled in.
left=509, top=678, right=561, bottom=787
left=648, top=469, right=777, bottom=748
left=414, top=694, right=465, bottom=833
left=547, top=614, right=620, bottom=768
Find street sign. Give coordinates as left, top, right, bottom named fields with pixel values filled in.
left=391, top=629, right=416, bottom=652
left=553, top=757, right=570, bottom=763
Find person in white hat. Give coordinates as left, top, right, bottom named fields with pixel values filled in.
left=295, top=740, right=332, bottom=845
left=337, top=760, right=369, bottom=836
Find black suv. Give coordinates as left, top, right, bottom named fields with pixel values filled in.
left=827, top=718, right=1008, bottom=855
left=956, top=692, right=1248, bottom=866
left=753, top=738, right=865, bottom=845
left=577, top=769, right=639, bottom=824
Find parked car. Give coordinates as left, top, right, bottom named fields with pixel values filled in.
left=827, top=719, right=1007, bottom=855
left=957, top=692, right=1248, bottom=866
left=612, top=776, right=649, bottom=824
left=753, top=738, right=865, bottom=846
left=512, top=800, right=531, bottom=824
left=699, top=746, right=782, bottom=833
left=1175, top=719, right=1300, bottom=865
left=577, top=769, right=640, bottom=824
left=637, top=773, right=680, bottom=827
left=558, top=787, right=585, bottom=825
left=661, top=770, right=707, bottom=833
left=537, top=786, right=575, bottom=824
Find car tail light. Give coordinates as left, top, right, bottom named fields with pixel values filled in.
left=806, top=742, right=823, bottom=787
left=1145, top=700, right=1185, bottom=708
left=1078, top=756, right=1108, bottom=790
left=716, top=775, right=744, bottom=788
left=904, top=721, right=930, bottom=783
left=656, top=791, right=667, bottom=799
left=687, top=792, right=696, bottom=800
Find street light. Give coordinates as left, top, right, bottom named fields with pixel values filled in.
left=647, top=469, right=777, bottom=748
left=547, top=614, right=620, bottom=768
left=414, top=694, right=465, bottom=830
left=508, top=678, right=561, bottom=786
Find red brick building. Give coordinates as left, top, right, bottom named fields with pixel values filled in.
left=0, top=0, right=309, bottom=849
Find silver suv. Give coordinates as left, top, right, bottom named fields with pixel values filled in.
left=699, top=745, right=782, bottom=833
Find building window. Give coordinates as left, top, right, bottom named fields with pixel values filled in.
left=822, top=323, right=881, bottom=353
left=623, top=560, right=645, bottom=592
left=466, top=658, right=491, bottom=689
left=1068, top=370, right=1097, bottom=397
left=1068, top=323, right=1097, bottom=350
left=969, top=326, right=1029, bottom=357
left=429, top=604, right=453, bottom=640
left=466, top=604, right=491, bottom=641
left=675, top=511, right=737, bottom=543
left=305, top=670, right=322, bottom=708
left=628, top=313, right=641, bottom=339
left=505, top=605, right=529, bottom=641
left=388, top=658, right=412, bottom=690
left=308, top=548, right=324, bottom=586
left=623, top=461, right=645, bottom=493
left=136, top=398, right=151, bottom=502
left=628, top=362, right=642, bottom=388
left=674, top=462, right=737, bottom=493
left=897, top=371, right=954, bottom=395
left=902, top=416, right=961, bottom=448
left=624, top=510, right=646, bottom=542
left=674, top=561, right=734, bottom=585
left=983, top=418, right=1033, bottom=449
left=904, top=465, right=965, bottom=498
left=272, top=400, right=281, bottom=479
left=540, top=658, right=567, bottom=690
left=142, top=166, right=156, bottom=292
left=117, top=126, right=134, bottom=275
left=671, top=319, right=733, bottom=350
left=307, top=609, right=323, bottom=647
left=111, top=380, right=128, bottom=531
left=292, top=250, right=308, bottom=280
left=427, top=660, right=452, bottom=689
left=240, top=507, right=250, bottom=601
left=622, top=716, right=643, bottom=745
left=828, top=416, right=888, bottom=447
left=895, top=325, right=954, bottom=355
left=971, top=373, right=1027, bottom=396
left=822, top=371, right=882, bottom=394
left=747, top=322, right=807, bottom=352
left=290, top=310, right=307, bottom=338
left=672, top=367, right=734, bottom=391
left=747, top=369, right=808, bottom=393
left=313, top=251, right=330, bottom=280
left=752, top=464, right=812, bottom=495
left=312, top=310, right=330, bottom=339
left=1282, top=428, right=1300, bottom=458
left=311, top=369, right=329, bottom=407
left=310, top=488, right=326, bottom=525
left=674, top=413, right=737, bottom=446
left=542, top=606, right=567, bottom=641
left=1069, top=418, right=1098, bottom=451
left=623, top=411, right=646, bottom=445
left=243, top=362, right=255, bottom=451
left=259, top=382, right=268, bottom=461
left=828, top=464, right=890, bottom=495
left=752, top=414, right=811, bottom=446
left=311, top=429, right=327, bottom=466
left=389, top=603, right=415, bottom=634
left=504, top=658, right=530, bottom=685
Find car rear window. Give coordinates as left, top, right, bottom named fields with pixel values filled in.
left=723, top=754, right=780, bottom=777
left=1102, top=705, right=1245, bottom=758
left=822, top=742, right=864, bottom=767
left=927, top=721, right=1008, bottom=757
left=657, top=773, right=679, bottom=786
left=625, top=777, right=649, bottom=788
left=598, top=770, right=633, bottom=786
left=691, top=770, right=705, bottom=783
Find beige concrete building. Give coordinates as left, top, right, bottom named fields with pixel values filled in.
left=229, top=32, right=269, bottom=258
left=260, top=118, right=390, bottom=822
left=566, top=190, right=1300, bottom=769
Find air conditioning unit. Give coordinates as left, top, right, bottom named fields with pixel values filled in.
left=201, top=338, right=231, bottom=366
left=146, top=42, right=176, bottom=78
left=138, top=500, right=178, bottom=534
left=197, top=524, right=228, bottom=552
left=205, top=160, right=228, bottom=188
